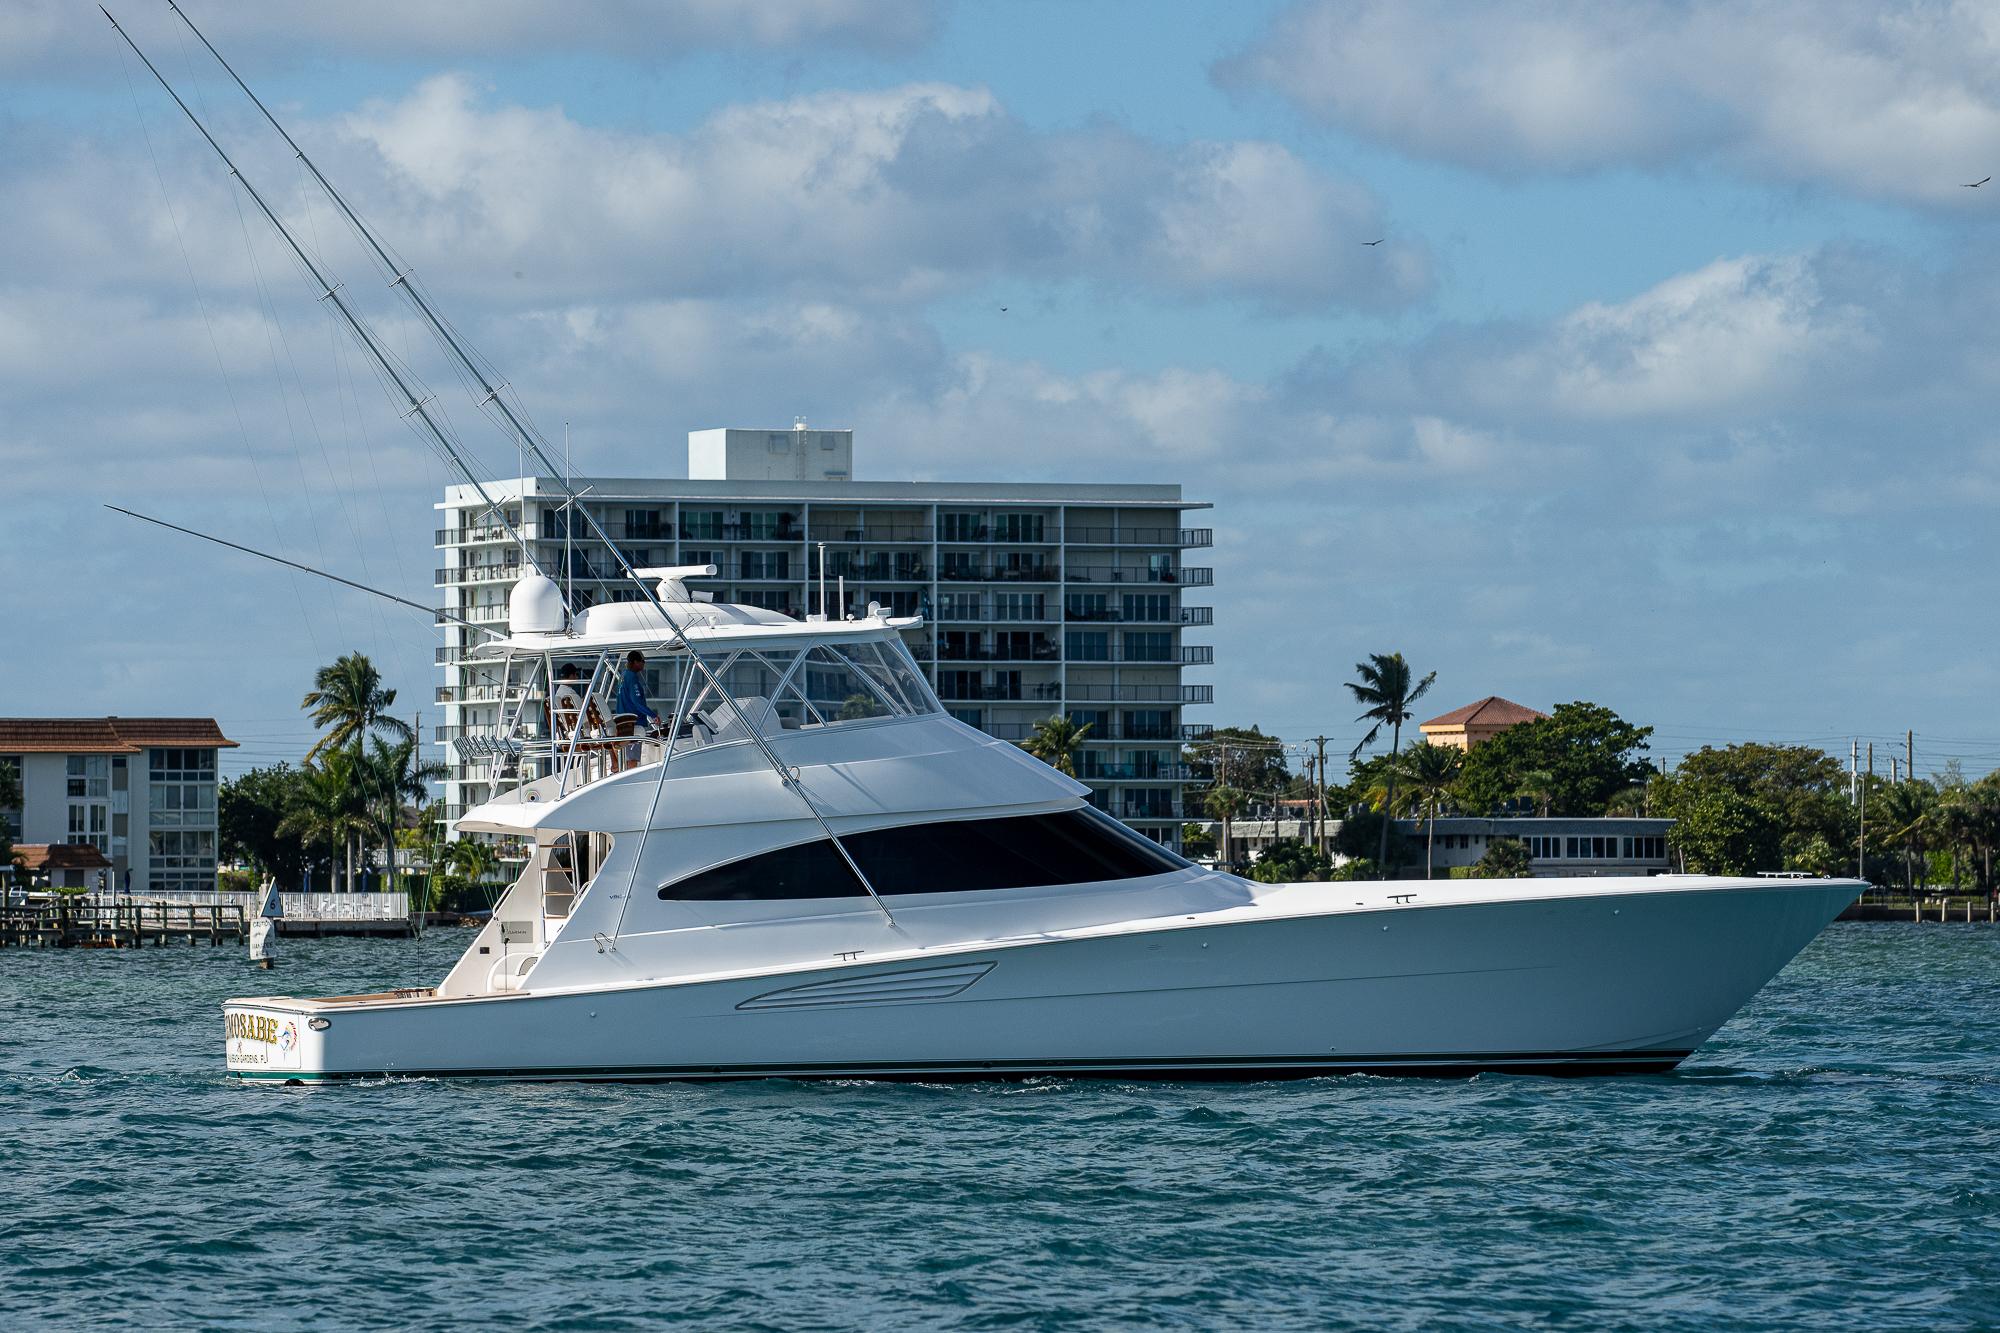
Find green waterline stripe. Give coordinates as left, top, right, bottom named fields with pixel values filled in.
left=228, top=1048, right=1694, bottom=1083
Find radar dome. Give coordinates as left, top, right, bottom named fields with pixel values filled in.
left=508, top=573, right=565, bottom=635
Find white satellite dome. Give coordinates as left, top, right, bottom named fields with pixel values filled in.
left=507, top=572, right=565, bottom=635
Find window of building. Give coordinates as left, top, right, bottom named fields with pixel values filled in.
left=1122, top=631, right=1171, bottom=662
left=683, top=511, right=724, bottom=541
left=1066, top=593, right=1109, bottom=621
left=1066, top=630, right=1110, bottom=661
left=657, top=808, right=1189, bottom=902
left=994, top=592, right=1045, bottom=621
left=1122, top=593, right=1171, bottom=622
left=939, top=512, right=985, bottom=542
left=740, top=551, right=791, bottom=580
left=991, top=513, right=1045, bottom=543
left=1124, top=710, right=1175, bottom=741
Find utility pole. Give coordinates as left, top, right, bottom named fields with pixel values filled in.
left=1907, top=730, right=1915, bottom=784
left=1314, top=735, right=1330, bottom=860
left=1860, top=741, right=1872, bottom=882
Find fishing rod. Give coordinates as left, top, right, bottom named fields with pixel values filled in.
left=99, top=6, right=557, bottom=603
left=136, top=6, right=900, bottom=928
left=106, top=504, right=502, bottom=640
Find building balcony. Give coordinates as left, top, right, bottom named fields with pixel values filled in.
left=1064, top=527, right=1211, bottom=548
left=435, top=524, right=532, bottom=546
left=930, top=607, right=1062, bottom=624
left=1066, top=684, right=1213, bottom=704
left=1077, top=763, right=1195, bottom=781
left=1064, top=644, right=1215, bottom=665
left=439, top=605, right=509, bottom=625
left=807, top=525, right=934, bottom=544
left=938, top=565, right=1061, bottom=583
left=936, top=639, right=1062, bottom=663
left=1063, top=566, right=1213, bottom=586
left=434, top=563, right=524, bottom=586
left=1063, top=605, right=1213, bottom=625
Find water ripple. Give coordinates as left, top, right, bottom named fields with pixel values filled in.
left=0, top=923, right=1995, bottom=1330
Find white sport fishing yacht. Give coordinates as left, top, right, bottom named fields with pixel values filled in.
left=222, top=567, right=1860, bottom=1083
left=98, top=7, right=1859, bottom=1085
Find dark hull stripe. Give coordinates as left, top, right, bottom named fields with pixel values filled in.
left=230, top=1049, right=1695, bottom=1085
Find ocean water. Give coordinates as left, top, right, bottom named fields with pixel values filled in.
left=0, top=923, right=1994, bottom=1331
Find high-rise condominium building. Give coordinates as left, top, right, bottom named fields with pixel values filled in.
left=434, top=427, right=1213, bottom=848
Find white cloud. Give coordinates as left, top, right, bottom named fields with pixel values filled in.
left=7, top=1, right=938, bottom=74
left=10, top=75, right=1427, bottom=316
left=1218, top=0, right=2000, bottom=206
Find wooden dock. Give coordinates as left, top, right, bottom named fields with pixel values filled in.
left=0, top=897, right=248, bottom=948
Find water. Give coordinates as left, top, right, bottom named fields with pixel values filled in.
left=1, top=924, right=1994, bottom=1331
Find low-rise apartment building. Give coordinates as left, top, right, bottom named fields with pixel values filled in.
left=0, top=718, right=238, bottom=893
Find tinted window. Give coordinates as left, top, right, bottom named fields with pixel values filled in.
left=659, top=808, right=1188, bottom=902
left=664, top=838, right=866, bottom=902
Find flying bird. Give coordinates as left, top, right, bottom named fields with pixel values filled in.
left=1000, top=306, right=1008, bottom=312
left=1965, top=176, right=1990, bottom=187
left=1361, top=238, right=1384, bottom=246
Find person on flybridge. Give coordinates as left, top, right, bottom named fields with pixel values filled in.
left=614, top=651, right=662, bottom=766
left=550, top=663, right=602, bottom=744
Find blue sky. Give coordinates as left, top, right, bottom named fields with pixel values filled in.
left=2, top=0, right=1997, bottom=780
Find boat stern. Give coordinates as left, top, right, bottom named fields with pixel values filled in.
left=223, top=997, right=328, bottom=1083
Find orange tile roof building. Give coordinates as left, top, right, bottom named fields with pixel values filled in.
left=0, top=717, right=237, bottom=893
left=1417, top=697, right=1547, bottom=751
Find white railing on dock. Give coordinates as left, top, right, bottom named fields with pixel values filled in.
left=141, top=890, right=411, bottom=922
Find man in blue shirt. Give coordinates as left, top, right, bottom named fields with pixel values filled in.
left=615, top=650, right=660, bottom=766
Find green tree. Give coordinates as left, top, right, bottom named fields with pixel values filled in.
left=218, top=764, right=307, bottom=887
left=1649, top=742, right=1854, bottom=877
left=1185, top=725, right=1293, bottom=798
left=0, top=758, right=20, bottom=888
left=276, top=753, right=370, bottom=893
left=303, top=652, right=412, bottom=761
left=1020, top=714, right=1093, bottom=777
left=1455, top=702, right=1654, bottom=816
left=1475, top=836, right=1532, bottom=878
left=1333, top=809, right=1414, bottom=871
left=1179, top=821, right=1216, bottom=859
left=1248, top=837, right=1332, bottom=883
left=1397, top=742, right=1464, bottom=879
left=1346, top=652, right=1436, bottom=876
left=1205, top=784, right=1249, bottom=870
left=366, top=737, right=447, bottom=895
left=1875, top=779, right=1939, bottom=894
left=302, top=652, right=413, bottom=891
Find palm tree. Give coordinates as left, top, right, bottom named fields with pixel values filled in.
left=1876, top=780, right=1938, bottom=896
left=1205, top=784, right=1248, bottom=870
left=302, top=652, right=413, bottom=892
left=366, top=737, right=447, bottom=896
left=1347, top=652, right=1436, bottom=877
left=1398, top=742, right=1464, bottom=879
left=277, top=753, right=369, bottom=893
left=1021, top=714, right=1093, bottom=777
left=303, top=652, right=412, bottom=761
left=1514, top=768, right=1558, bottom=817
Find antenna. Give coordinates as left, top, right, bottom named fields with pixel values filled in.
left=154, top=4, right=897, bottom=926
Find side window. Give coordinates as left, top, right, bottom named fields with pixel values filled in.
left=658, top=808, right=1189, bottom=901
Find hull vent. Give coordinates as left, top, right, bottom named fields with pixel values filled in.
left=736, top=961, right=997, bottom=1011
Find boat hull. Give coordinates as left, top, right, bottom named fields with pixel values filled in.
left=224, top=878, right=1856, bottom=1083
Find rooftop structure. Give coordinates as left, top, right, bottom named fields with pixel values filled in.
left=1418, top=696, right=1548, bottom=751
left=0, top=717, right=236, bottom=894
left=435, top=431, right=1214, bottom=848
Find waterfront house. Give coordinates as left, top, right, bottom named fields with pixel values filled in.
left=1418, top=696, right=1547, bottom=750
